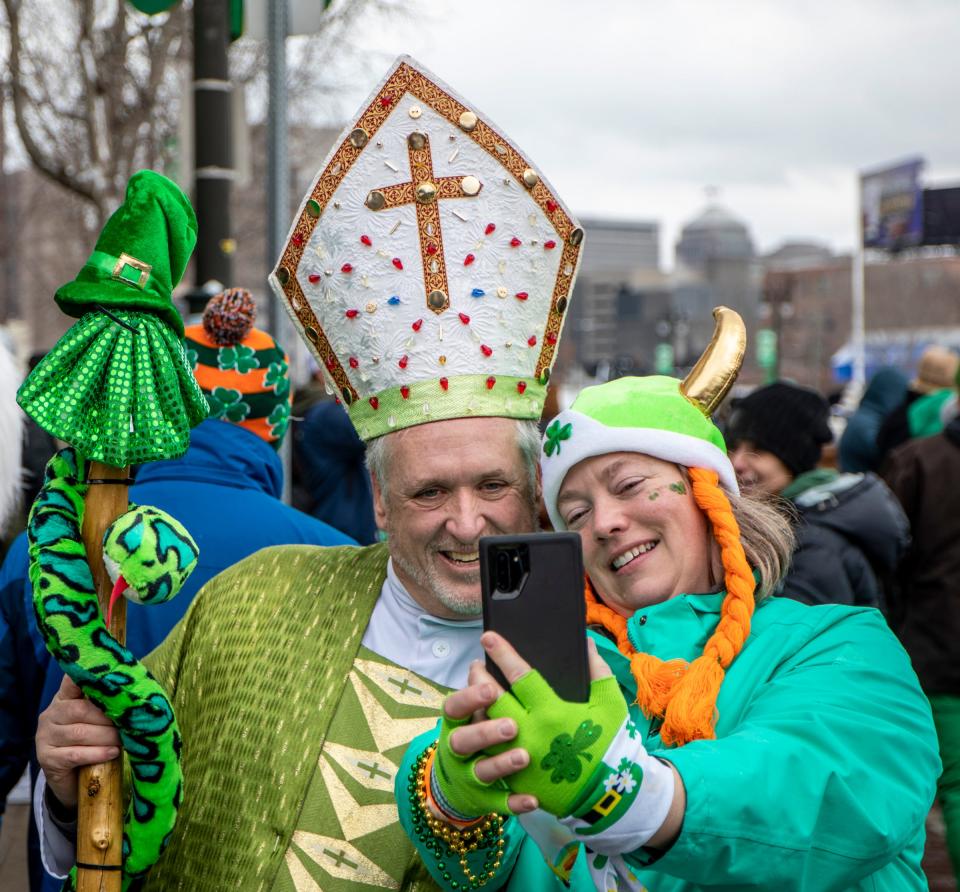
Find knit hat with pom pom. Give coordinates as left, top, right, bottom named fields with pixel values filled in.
left=184, top=288, right=292, bottom=446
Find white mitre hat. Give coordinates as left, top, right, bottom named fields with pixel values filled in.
left=269, top=55, right=584, bottom=440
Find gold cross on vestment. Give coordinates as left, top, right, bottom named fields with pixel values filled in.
left=365, top=131, right=483, bottom=315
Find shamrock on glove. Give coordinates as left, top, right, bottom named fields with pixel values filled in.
left=487, top=671, right=628, bottom=817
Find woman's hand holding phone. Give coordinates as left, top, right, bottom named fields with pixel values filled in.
left=432, top=630, right=615, bottom=821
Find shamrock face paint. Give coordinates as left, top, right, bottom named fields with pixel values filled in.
left=557, top=452, right=718, bottom=613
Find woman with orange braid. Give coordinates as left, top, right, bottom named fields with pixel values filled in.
left=396, top=309, right=940, bottom=891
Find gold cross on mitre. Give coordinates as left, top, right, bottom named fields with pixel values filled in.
left=269, top=55, right=584, bottom=441
left=365, top=131, right=482, bottom=315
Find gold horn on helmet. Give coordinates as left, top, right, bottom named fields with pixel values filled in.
left=680, top=306, right=747, bottom=416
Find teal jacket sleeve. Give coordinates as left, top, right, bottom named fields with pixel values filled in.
left=641, top=609, right=940, bottom=889
left=396, top=724, right=525, bottom=891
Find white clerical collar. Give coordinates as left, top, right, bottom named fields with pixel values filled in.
left=384, top=559, right=483, bottom=630
left=362, top=560, right=483, bottom=689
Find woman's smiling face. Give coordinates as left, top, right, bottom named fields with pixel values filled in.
left=557, top=452, right=720, bottom=615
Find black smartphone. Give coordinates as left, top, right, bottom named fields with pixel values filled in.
left=479, top=532, right=589, bottom=703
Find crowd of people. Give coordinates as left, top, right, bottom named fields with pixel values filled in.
left=1, top=54, right=958, bottom=892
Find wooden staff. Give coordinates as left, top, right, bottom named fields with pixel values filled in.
left=77, top=462, right=130, bottom=892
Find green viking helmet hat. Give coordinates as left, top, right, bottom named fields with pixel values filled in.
left=55, top=170, right=197, bottom=337
left=541, top=307, right=746, bottom=531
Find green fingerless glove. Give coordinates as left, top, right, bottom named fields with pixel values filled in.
left=431, top=713, right=512, bottom=821
left=487, top=671, right=628, bottom=817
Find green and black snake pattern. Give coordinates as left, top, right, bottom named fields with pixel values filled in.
left=29, top=448, right=198, bottom=891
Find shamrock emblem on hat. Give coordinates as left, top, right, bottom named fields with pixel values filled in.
left=540, top=719, right=602, bottom=783
left=264, top=360, right=290, bottom=398
left=184, top=347, right=199, bottom=371
left=267, top=402, right=291, bottom=440
left=205, top=387, right=250, bottom=423
left=218, top=344, right=259, bottom=374
left=543, top=419, right=573, bottom=457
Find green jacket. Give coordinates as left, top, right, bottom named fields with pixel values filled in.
left=400, top=592, right=940, bottom=891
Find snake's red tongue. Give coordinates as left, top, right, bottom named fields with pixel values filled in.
left=106, top=574, right=129, bottom=628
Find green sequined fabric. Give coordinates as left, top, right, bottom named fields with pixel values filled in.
left=17, top=310, right=209, bottom=467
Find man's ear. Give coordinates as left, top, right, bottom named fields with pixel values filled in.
left=371, top=471, right=389, bottom=530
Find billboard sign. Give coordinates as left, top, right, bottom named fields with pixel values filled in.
left=861, top=157, right=925, bottom=250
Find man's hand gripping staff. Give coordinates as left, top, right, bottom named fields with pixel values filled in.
left=428, top=631, right=681, bottom=854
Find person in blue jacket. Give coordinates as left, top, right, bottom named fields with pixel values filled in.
left=1, top=289, right=355, bottom=891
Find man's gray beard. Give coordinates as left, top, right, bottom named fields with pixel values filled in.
left=391, top=548, right=482, bottom=617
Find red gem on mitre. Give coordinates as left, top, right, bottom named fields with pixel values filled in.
left=527, top=335, right=537, bottom=346
left=398, top=355, right=408, bottom=369
left=392, top=257, right=403, bottom=270
left=464, top=254, right=475, bottom=266
left=360, top=234, right=372, bottom=246
left=485, top=223, right=496, bottom=235
left=412, top=318, right=423, bottom=331
left=515, top=291, right=529, bottom=301
left=481, top=344, right=493, bottom=357
left=325, top=357, right=336, bottom=371
left=486, top=376, right=496, bottom=389
left=308, top=273, right=321, bottom=284
left=292, top=233, right=304, bottom=247
left=547, top=332, right=558, bottom=344
left=349, top=357, right=359, bottom=368
left=341, top=263, right=353, bottom=273
left=546, top=200, right=558, bottom=213
left=400, top=385, right=410, bottom=399
left=345, top=309, right=359, bottom=318
left=380, top=94, right=394, bottom=108
left=517, top=381, right=527, bottom=394
left=426, top=243, right=438, bottom=255
left=458, top=313, right=470, bottom=325
left=510, top=237, right=522, bottom=247
left=544, top=240, right=557, bottom=250
left=369, top=397, right=379, bottom=410
left=440, top=377, right=449, bottom=390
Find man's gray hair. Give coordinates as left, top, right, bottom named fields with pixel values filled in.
left=366, top=418, right=542, bottom=498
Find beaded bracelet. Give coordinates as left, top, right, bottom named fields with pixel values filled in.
left=407, top=743, right=506, bottom=889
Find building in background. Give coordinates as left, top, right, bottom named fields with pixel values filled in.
left=674, top=201, right=763, bottom=377
left=567, top=218, right=660, bottom=371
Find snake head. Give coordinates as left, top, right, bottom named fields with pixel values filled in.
left=102, top=505, right=199, bottom=623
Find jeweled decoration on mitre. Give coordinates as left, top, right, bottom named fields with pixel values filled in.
left=269, top=55, right=583, bottom=440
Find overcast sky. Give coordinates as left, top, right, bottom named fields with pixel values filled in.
left=320, top=0, right=960, bottom=268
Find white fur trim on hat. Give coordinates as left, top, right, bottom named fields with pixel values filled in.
left=541, top=409, right=739, bottom=530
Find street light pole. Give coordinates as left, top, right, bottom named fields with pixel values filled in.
left=192, top=0, right=234, bottom=302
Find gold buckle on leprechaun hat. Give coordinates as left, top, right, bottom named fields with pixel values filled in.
left=112, top=253, right=153, bottom=290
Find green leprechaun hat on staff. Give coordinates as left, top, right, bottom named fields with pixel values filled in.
left=17, top=170, right=208, bottom=467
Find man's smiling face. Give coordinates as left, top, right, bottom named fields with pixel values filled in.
left=372, top=416, right=539, bottom=619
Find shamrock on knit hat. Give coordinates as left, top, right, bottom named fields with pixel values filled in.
left=184, top=289, right=292, bottom=447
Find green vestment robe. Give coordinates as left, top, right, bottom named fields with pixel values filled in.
left=140, top=543, right=444, bottom=891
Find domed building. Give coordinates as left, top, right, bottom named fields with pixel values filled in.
left=675, top=202, right=756, bottom=269
left=670, top=199, right=762, bottom=378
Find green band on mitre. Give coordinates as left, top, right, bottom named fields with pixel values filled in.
left=541, top=375, right=738, bottom=530
left=55, top=170, right=196, bottom=337
left=349, top=375, right=546, bottom=441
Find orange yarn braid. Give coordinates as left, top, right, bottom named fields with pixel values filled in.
left=584, top=467, right=755, bottom=746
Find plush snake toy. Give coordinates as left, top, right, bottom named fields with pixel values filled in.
left=29, top=448, right=199, bottom=891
